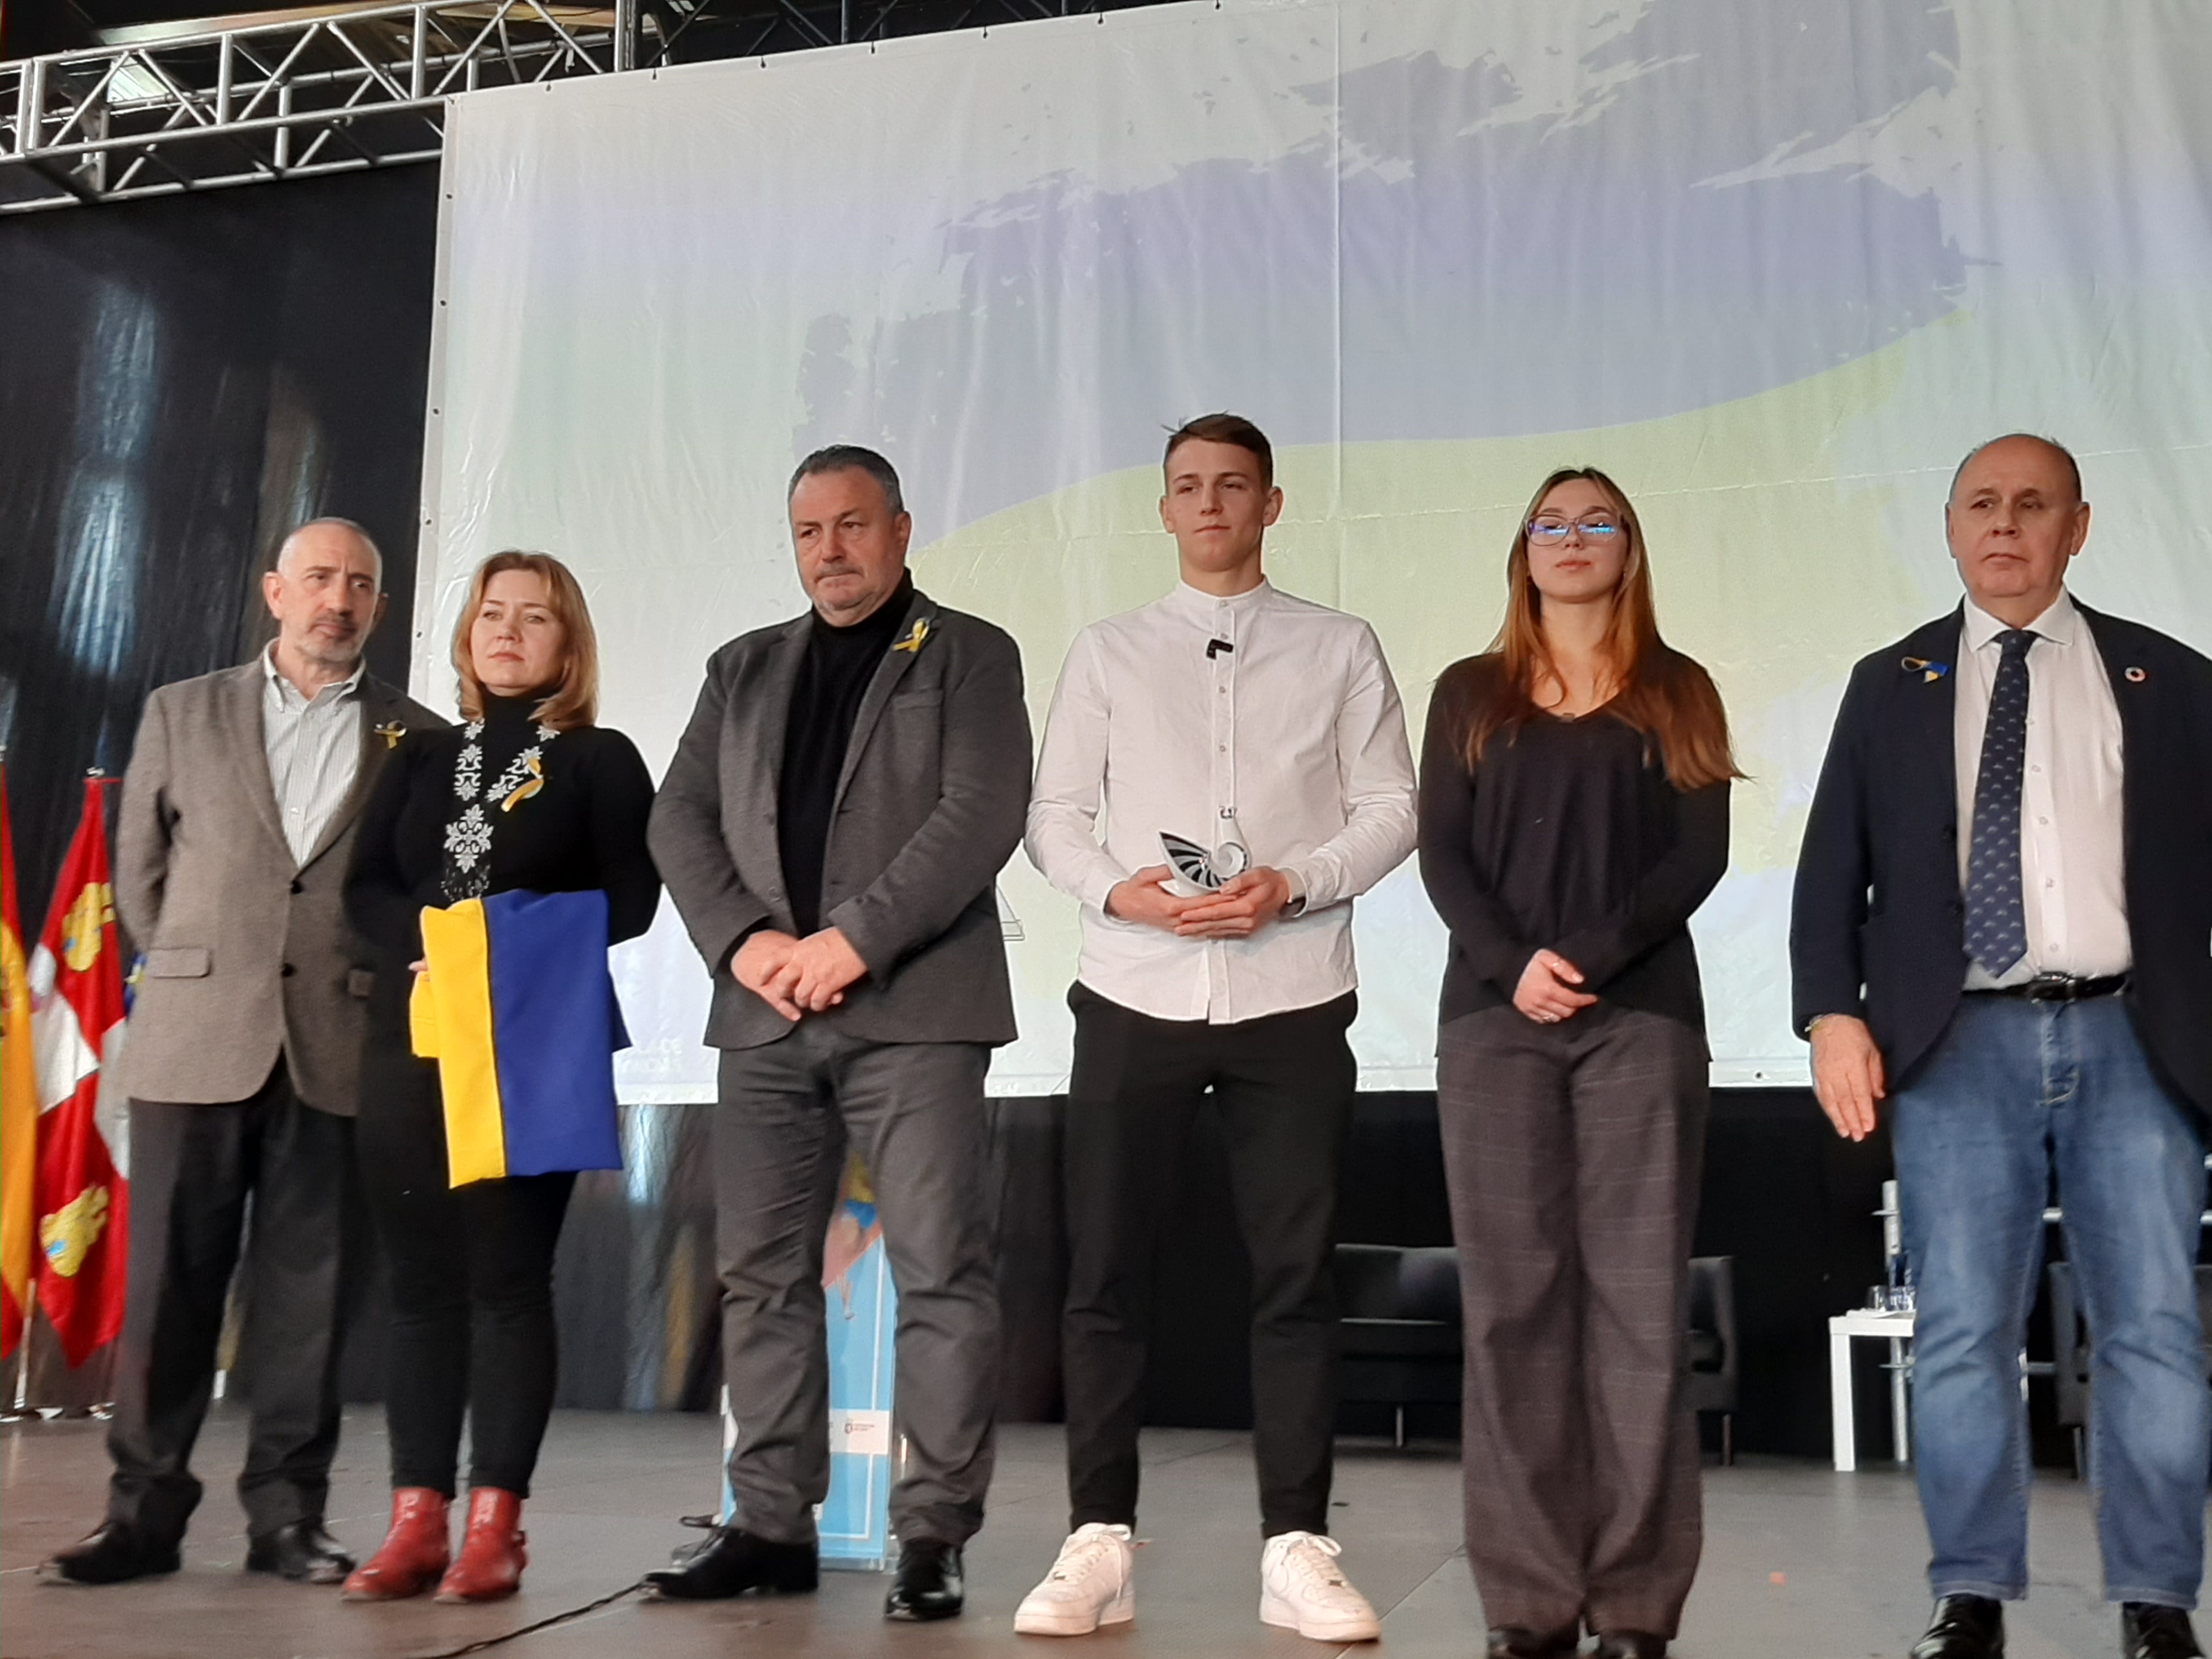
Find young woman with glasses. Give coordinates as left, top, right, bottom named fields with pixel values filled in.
left=1416, top=468, right=1738, bottom=1659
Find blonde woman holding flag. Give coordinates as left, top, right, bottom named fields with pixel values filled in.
left=342, top=551, right=657, bottom=1604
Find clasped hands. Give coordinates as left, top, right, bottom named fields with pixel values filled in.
left=1514, top=947, right=1594, bottom=1024
left=732, top=926, right=868, bottom=1022
left=1105, top=864, right=1295, bottom=938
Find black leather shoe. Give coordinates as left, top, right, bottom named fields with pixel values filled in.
left=1912, top=1595, right=2006, bottom=1658
left=1594, top=1634, right=1668, bottom=1659
left=2124, top=1604, right=2205, bottom=1659
left=1488, top=1627, right=1579, bottom=1658
left=643, top=1526, right=818, bottom=1600
left=883, top=1538, right=964, bottom=1622
left=245, top=1519, right=355, bottom=1584
left=39, top=1520, right=182, bottom=1586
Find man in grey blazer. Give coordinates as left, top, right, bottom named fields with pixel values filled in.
left=43, top=520, right=442, bottom=1588
left=644, top=446, right=1030, bottom=1623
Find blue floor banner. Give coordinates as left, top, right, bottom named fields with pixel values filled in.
left=723, top=1153, right=898, bottom=1570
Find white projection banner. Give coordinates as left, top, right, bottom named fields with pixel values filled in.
left=418, top=0, right=2212, bottom=1100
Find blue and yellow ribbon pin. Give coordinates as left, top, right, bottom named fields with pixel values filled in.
left=1901, top=656, right=1949, bottom=684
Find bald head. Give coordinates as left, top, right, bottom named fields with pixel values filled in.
left=276, top=517, right=384, bottom=585
left=263, top=517, right=387, bottom=686
left=1948, top=434, right=2080, bottom=507
left=1944, top=433, right=2090, bottom=628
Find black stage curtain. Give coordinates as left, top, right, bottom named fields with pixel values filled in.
left=0, top=164, right=437, bottom=1403
left=0, top=164, right=437, bottom=913
left=527, top=1088, right=1920, bottom=1462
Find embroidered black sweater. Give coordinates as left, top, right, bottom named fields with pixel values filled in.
left=346, top=691, right=660, bottom=1033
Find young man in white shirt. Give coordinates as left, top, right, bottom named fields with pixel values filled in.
left=1019, top=414, right=1418, bottom=1643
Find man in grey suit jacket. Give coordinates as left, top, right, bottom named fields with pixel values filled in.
left=43, top=520, right=442, bottom=1588
left=644, top=446, right=1030, bottom=1623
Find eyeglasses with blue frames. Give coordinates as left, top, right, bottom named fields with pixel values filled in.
left=1527, top=515, right=1624, bottom=545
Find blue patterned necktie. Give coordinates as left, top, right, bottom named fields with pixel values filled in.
left=1963, top=628, right=2037, bottom=977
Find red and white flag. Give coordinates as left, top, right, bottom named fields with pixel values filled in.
left=28, top=779, right=129, bottom=1368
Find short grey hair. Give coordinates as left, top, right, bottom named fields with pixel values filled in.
left=787, top=445, right=904, bottom=518
left=277, top=516, right=385, bottom=585
left=1948, top=434, right=2082, bottom=505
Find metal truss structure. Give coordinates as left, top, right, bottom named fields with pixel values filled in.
left=0, top=0, right=1162, bottom=213
left=0, top=1, right=638, bottom=213
left=634, top=0, right=1138, bottom=66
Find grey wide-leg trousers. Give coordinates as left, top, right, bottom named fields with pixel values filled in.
left=713, top=1024, right=1000, bottom=1548
left=1438, top=1002, right=1709, bottom=1641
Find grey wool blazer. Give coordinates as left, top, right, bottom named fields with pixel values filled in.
left=113, top=659, right=445, bottom=1114
left=649, top=586, right=1031, bottom=1051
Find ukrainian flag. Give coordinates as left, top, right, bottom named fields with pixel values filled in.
left=410, top=889, right=628, bottom=1187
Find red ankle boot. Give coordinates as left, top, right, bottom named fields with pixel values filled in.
left=341, top=1488, right=451, bottom=1601
left=433, top=1487, right=527, bottom=1603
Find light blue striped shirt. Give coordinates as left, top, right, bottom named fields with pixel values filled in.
left=261, top=645, right=366, bottom=867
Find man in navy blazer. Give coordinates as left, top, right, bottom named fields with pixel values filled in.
left=1793, top=435, right=2212, bottom=1659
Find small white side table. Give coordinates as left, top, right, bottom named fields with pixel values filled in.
left=1828, top=1308, right=1915, bottom=1473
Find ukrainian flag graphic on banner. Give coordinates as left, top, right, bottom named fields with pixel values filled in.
left=410, top=889, right=627, bottom=1188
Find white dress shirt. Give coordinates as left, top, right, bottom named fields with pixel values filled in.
left=1953, top=589, right=2131, bottom=986
left=262, top=644, right=367, bottom=866
left=1026, top=578, right=1418, bottom=1024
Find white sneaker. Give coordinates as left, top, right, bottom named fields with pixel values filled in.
left=1259, top=1531, right=1381, bottom=1642
left=1014, top=1522, right=1136, bottom=1636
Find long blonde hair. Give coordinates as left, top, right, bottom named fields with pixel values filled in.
left=1461, top=467, right=1738, bottom=791
left=451, top=551, right=600, bottom=730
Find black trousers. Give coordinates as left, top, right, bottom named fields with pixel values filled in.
left=106, top=1066, right=353, bottom=1544
left=1061, top=984, right=1356, bottom=1537
left=357, top=1044, right=575, bottom=1499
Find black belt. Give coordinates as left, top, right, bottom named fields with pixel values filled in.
left=1970, top=973, right=2130, bottom=1004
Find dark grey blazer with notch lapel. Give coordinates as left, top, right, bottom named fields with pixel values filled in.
left=649, top=586, right=1031, bottom=1052
left=1790, top=601, right=2212, bottom=1118
left=112, top=659, right=446, bottom=1114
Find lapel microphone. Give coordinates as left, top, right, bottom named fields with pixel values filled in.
left=1206, top=638, right=1234, bottom=658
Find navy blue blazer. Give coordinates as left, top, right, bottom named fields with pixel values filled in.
left=1790, top=601, right=2212, bottom=1118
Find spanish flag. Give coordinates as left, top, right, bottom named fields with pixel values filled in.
left=1, top=764, right=38, bottom=1359
left=410, top=889, right=627, bottom=1188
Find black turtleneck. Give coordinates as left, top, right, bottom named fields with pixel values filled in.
left=346, top=690, right=660, bottom=1031
left=778, top=573, right=915, bottom=936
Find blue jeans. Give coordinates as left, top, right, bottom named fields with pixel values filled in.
left=1893, top=993, right=2208, bottom=1606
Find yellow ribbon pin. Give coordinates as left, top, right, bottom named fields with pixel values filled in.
left=893, top=617, right=931, bottom=654
left=500, top=754, right=546, bottom=813
left=375, top=721, right=408, bottom=749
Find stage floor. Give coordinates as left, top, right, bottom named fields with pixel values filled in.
left=1, top=1405, right=2152, bottom=1658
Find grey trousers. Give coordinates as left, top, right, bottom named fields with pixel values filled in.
left=713, top=1024, right=999, bottom=1547
left=1438, top=1003, right=1708, bottom=1640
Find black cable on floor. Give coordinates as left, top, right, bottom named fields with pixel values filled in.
left=399, top=1578, right=649, bottom=1658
